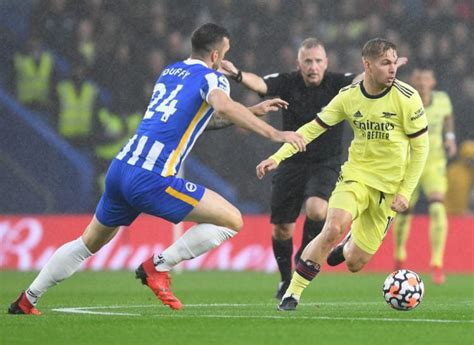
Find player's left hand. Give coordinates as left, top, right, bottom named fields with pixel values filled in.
left=256, top=158, right=278, bottom=179
left=250, top=98, right=289, bottom=117
left=391, top=194, right=409, bottom=213
left=445, top=138, right=457, bottom=158
left=396, top=57, right=408, bottom=68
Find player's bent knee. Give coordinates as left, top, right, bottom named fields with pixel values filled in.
left=272, top=224, right=294, bottom=240
left=345, top=260, right=364, bottom=273
left=345, top=252, right=369, bottom=273
left=306, top=209, right=326, bottom=222
left=225, top=209, right=243, bottom=232
left=305, top=199, right=328, bottom=222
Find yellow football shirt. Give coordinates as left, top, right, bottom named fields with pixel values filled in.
left=270, top=79, right=429, bottom=199
left=425, top=91, right=452, bottom=162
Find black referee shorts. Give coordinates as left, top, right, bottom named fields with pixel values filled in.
left=270, top=160, right=340, bottom=224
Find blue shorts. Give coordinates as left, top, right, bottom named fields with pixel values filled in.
left=96, top=160, right=205, bottom=227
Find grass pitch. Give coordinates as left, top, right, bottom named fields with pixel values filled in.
left=1, top=270, right=473, bottom=345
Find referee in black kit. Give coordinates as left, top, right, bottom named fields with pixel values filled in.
left=221, top=38, right=360, bottom=299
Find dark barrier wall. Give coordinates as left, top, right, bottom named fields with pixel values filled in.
left=0, top=91, right=94, bottom=213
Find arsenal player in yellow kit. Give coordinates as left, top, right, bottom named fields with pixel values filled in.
left=393, top=65, right=456, bottom=285
left=256, top=38, right=429, bottom=311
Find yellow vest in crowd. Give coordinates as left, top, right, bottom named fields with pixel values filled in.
left=57, top=81, right=97, bottom=138
left=14, top=52, right=53, bottom=105
left=95, top=108, right=142, bottom=160
left=95, top=108, right=142, bottom=192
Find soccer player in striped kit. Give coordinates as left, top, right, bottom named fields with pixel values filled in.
left=8, top=23, right=305, bottom=314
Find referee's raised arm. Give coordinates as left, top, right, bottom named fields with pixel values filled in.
left=220, top=60, right=268, bottom=95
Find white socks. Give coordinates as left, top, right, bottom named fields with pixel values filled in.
left=26, top=237, right=92, bottom=305
left=153, top=223, right=237, bottom=271
left=24, top=224, right=237, bottom=304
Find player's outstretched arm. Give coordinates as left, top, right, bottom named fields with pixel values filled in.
left=220, top=60, right=268, bottom=95
left=206, top=98, right=288, bottom=130
left=256, top=119, right=330, bottom=179
left=207, top=89, right=305, bottom=151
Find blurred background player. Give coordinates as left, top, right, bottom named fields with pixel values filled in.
left=256, top=38, right=429, bottom=311
left=446, top=141, right=474, bottom=215
left=8, top=23, right=305, bottom=315
left=220, top=38, right=357, bottom=299
left=393, top=65, right=457, bottom=285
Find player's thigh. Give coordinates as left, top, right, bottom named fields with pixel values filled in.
left=351, top=189, right=396, bottom=255
left=321, top=184, right=362, bottom=244
left=185, top=188, right=243, bottom=232
left=328, top=180, right=369, bottom=221
left=95, top=160, right=141, bottom=228
left=324, top=207, right=353, bottom=238
left=82, top=215, right=120, bottom=253
left=420, top=160, right=447, bottom=197
left=420, top=161, right=447, bottom=202
left=270, top=162, right=307, bottom=224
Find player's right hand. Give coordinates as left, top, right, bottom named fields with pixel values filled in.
left=391, top=194, right=409, bottom=213
left=256, top=158, right=278, bottom=179
left=274, top=131, right=306, bottom=152
left=219, top=60, right=238, bottom=76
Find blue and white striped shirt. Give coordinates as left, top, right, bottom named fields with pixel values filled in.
left=115, top=58, right=230, bottom=176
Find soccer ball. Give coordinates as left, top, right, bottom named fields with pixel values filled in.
left=383, top=269, right=424, bottom=311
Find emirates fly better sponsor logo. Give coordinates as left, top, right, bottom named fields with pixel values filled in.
left=353, top=119, right=395, bottom=140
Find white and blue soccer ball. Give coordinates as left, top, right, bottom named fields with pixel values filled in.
left=383, top=269, right=424, bottom=311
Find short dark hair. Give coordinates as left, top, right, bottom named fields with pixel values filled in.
left=191, top=23, right=230, bottom=57
left=362, top=38, right=397, bottom=59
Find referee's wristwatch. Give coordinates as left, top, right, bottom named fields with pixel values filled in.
left=231, top=70, right=243, bottom=83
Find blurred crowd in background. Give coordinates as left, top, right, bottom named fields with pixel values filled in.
left=1, top=0, right=473, bottom=214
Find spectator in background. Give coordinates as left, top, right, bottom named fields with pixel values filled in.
left=30, top=0, right=75, bottom=56
left=140, top=48, right=167, bottom=102
left=98, top=40, right=142, bottom=113
left=74, top=18, right=97, bottom=69
left=94, top=106, right=142, bottom=195
left=12, top=35, right=57, bottom=123
left=15, top=0, right=474, bottom=214
left=55, top=62, right=97, bottom=150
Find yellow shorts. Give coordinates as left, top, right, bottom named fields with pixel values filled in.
left=328, top=180, right=396, bottom=255
left=408, top=159, right=447, bottom=208
left=419, top=159, right=447, bottom=195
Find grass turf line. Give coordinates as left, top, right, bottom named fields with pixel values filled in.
left=1, top=271, right=473, bottom=345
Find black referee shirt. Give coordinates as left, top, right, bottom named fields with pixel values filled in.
left=263, top=71, right=354, bottom=164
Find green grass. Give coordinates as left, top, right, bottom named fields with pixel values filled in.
left=1, top=271, right=473, bottom=345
